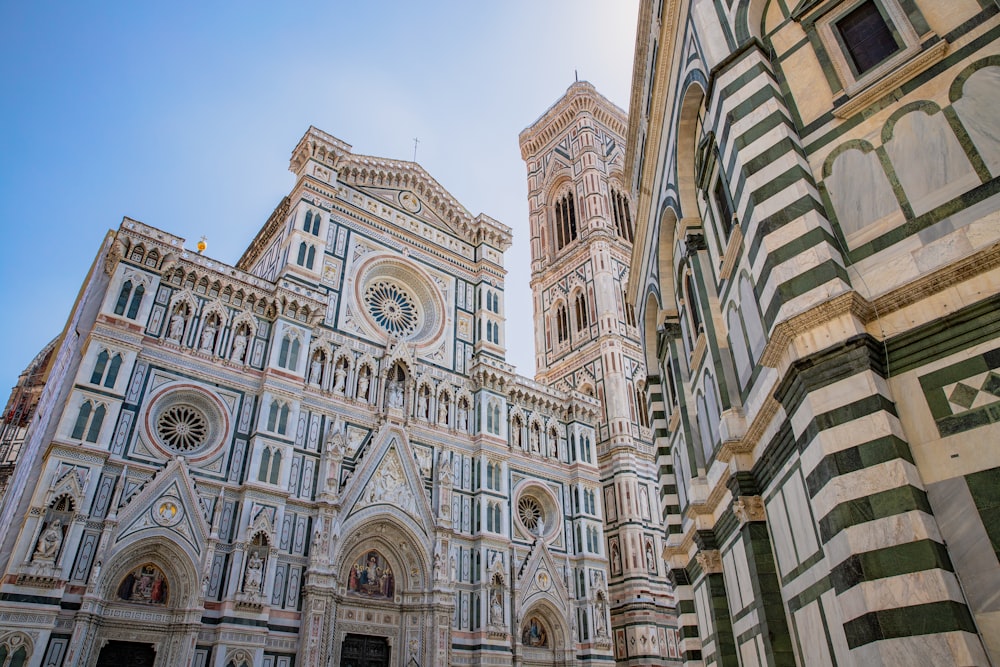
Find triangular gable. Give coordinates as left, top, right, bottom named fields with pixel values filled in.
left=341, top=424, right=435, bottom=537
left=517, top=540, right=570, bottom=611
left=340, top=158, right=477, bottom=244
left=112, top=458, right=211, bottom=560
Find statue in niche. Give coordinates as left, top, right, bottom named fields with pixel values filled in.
left=529, top=426, right=540, bottom=453
left=457, top=402, right=468, bottom=432
left=167, top=311, right=185, bottom=342
left=512, top=420, right=522, bottom=447
left=356, top=367, right=370, bottom=401
left=645, top=541, right=656, bottom=572
left=490, top=589, right=504, bottom=626
left=595, top=595, right=608, bottom=637
left=433, top=551, right=444, bottom=582
left=243, top=552, right=264, bottom=593
left=309, top=354, right=323, bottom=385
left=417, top=388, right=428, bottom=419
left=388, top=377, right=404, bottom=408
left=438, top=395, right=450, bottom=425
left=231, top=329, right=248, bottom=362
left=33, top=519, right=63, bottom=561
left=200, top=322, right=216, bottom=352
left=610, top=542, right=622, bottom=574
left=333, top=359, right=347, bottom=393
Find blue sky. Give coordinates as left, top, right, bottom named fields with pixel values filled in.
left=0, top=1, right=638, bottom=386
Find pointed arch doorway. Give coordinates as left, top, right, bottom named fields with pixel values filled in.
left=340, top=634, right=390, bottom=667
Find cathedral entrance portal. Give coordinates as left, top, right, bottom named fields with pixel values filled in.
left=340, top=634, right=390, bottom=667
left=95, top=640, right=156, bottom=667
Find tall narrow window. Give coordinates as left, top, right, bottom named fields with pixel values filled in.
left=258, top=448, right=271, bottom=482
left=303, top=210, right=314, bottom=233
left=126, top=284, right=145, bottom=319
left=104, top=354, right=122, bottom=388
left=553, top=191, right=578, bottom=251
left=90, top=351, right=109, bottom=385
left=270, top=449, right=282, bottom=484
left=297, top=242, right=308, bottom=266
left=575, top=292, right=588, bottom=331
left=713, top=176, right=734, bottom=239
left=114, top=281, right=132, bottom=316
left=611, top=189, right=634, bottom=243
left=556, top=304, right=570, bottom=344
left=685, top=273, right=702, bottom=338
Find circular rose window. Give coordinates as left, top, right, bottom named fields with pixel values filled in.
left=144, top=384, right=228, bottom=459
left=514, top=485, right=560, bottom=541
left=518, top=496, right=544, bottom=534
left=353, top=256, right=446, bottom=345
left=156, top=405, right=208, bottom=451
left=364, top=280, right=420, bottom=337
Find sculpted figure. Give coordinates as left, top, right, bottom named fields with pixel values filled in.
left=167, top=313, right=185, bottom=342
left=231, top=331, right=248, bottom=362
left=33, top=519, right=63, bottom=560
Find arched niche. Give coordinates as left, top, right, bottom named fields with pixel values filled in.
left=336, top=516, right=430, bottom=598
left=100, top=537, right=200, bottom=610
left=676, top=84, right=706, bottom=220
left=952, top=62, right=1000, bottom=177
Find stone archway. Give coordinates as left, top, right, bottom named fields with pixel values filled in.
left=518, top=600, right=572, bottom=667
left=74, top=537, right=201, bottom=667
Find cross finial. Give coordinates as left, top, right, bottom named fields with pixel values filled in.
left=413, top=137, right=420, bottom=162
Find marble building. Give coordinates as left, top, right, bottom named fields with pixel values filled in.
left=625, top=0, right=1000, bottom=665
left=0, top=121, right=631, bottom=666
left=520, top=82, right=680, bottom=665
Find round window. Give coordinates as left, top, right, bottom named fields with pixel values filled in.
left=518, top=496, right=544, bottom=534
left=363, top=280, right=420, bottom=338
left=144, top=384, right=228, bottom=458
left=156, top=404, right=208, bottom=451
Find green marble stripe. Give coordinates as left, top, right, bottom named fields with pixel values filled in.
left=967, top=467, right=1000, bottom=560
left=784, top=574, right=834, bottom=614
left=831, top=538, right=954, bottom=595
left=749, top=216, right=838, bottom=291
left=818, top=485, right=932, bottom=544
left=891, top=294, right=1000, bottom=375
left=806, top=435, right=913, bottom=498
left=843, top=600, right=977, bottom=648
left=761, top=258, right=851, bottom=332
left=745, top=193, right=826, bottom=261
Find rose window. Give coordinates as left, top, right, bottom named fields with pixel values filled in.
left=156, top=404, right=209, bottom=452
left=364, top=280, right=420, bottom=338
left=518, top=496, right=544, bottom=534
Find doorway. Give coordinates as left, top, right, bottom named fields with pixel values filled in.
left=96, top=640, right=156, bottom=667
left=340, top=634, right=390, bottom=667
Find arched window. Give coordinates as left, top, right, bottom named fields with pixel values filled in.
left=303, top=210, right=314, bottom=234
left=90, top=351, right=123, bottom=388
left=553, top=190, right=578, bottom=251
left=71, top=400, right=105, bottom=443
left=555, top=303, right=569, bottom=344
left=278, top=335, right=300, bottom=370
left=114, top=280, right=132, bottom=316
left=258, top=446, right=281, bottom=484
left=574, top=292, right=588, bottom=331
left=306, top=245, right=316, bottom=270
left=611, top=188, right=634, bottom=242
left=126, top=284, right=145, bottom=319
left=267, top=400, right=290, bottom=435
left=636, top=386, right=649, bottom=428
left=296, top=242, right=307, bottom=266
left=739, top=275, right=765, bottom=362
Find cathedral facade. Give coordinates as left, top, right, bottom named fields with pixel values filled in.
left=0, top=119, right=630, bottom=666
left=625, top=0, right=1000, bottom=665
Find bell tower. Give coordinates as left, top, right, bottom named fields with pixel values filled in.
left=520, top=82, right=677, bottom=665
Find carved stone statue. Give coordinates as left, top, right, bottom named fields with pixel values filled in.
left=438, top=399, right=448, bottom=425
left=231, top=331, right=248, bottom=362
left=595, top=596, right=608, bottom=636
left=199, top=323, right=216, bottom=352
left=388, top=378, right=404, bottom=408
left=167, top=312, right=185, bottom=342
left=433, top=552, right=444, bottom=582
left=417, top=390, right=428, bottom=419
left=356, top=371, right=369, bottom=401
left=33, top=519, right=63, bottom=561
left=309, top=357, right=323, bottom=384
left=333, top=362, right=347, bottom=393
left=489, top=590, right=504, bottom=626
left=458, top=403, right=468, bottom=432
left=244, top=552, right=264, bottom=592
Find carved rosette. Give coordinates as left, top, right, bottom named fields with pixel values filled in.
left=733, top=495, right=766, bottom=525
